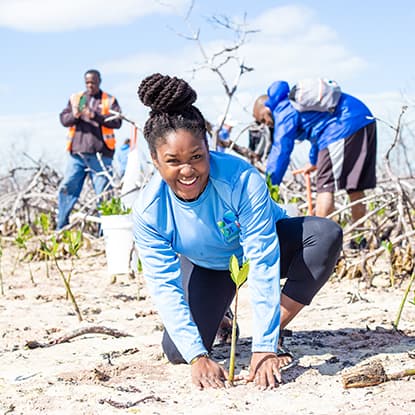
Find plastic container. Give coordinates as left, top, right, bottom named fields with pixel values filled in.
left=100, top=214, right=134, bottom=275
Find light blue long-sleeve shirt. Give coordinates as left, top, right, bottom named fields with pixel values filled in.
left=133, top=151, right=287, bottom=362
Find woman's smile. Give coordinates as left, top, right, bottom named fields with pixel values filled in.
left=152, top=129, right=210, bottom=201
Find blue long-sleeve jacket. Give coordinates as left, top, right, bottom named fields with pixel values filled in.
left=265, top=81, right=375, bottom=185
left=133, top=151, right=288, bottom=362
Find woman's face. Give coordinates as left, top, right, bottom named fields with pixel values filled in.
left=152, top=129, right=210, bottom=201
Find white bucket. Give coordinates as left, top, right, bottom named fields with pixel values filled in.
left=100, top=214, right=134, bottom=275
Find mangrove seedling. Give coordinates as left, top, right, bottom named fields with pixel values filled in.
left=41, top=232, right=83, bottom=322
left=34, top=213, right=53, bottom=278
left=228, top=254, right=249, bottom=385
left=98, top=196, right=132, bottom=216
left=61, top=229, right=83, bottom=298
left=13, top=223, right=36, bottom=285
left=12, top=223, right=32, bottom=276
left=394, top=271, right=415, bottom=329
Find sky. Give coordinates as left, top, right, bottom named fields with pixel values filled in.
left=1, top=0, right=414, bottom=174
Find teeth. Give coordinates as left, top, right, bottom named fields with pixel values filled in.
left=179, top=177, right=197, bottom=185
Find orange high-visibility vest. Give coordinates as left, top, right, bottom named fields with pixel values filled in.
left=66, top=91, right=116, bottom=151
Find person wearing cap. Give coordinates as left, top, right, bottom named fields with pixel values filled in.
left=253, top=80, right=377, bottom=224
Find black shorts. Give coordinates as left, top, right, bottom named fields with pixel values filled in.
left=161, top=216, right=343, bottom=364
left=316, top=122, right=377, bottom=193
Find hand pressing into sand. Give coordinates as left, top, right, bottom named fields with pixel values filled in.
left=190, top=356, right=229, bottom=390
left=244, top=352, right=292, bottom=390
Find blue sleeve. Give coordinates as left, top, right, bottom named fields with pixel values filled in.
left=309, top=142, right=318, bottom=165
left=133, top=204, right=207, bottom=362
left=266, top=103, right=299, bottom=185
left=235, top=169, right=281, bottom=352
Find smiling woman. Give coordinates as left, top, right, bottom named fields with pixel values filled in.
left=132, top=73, right=343, bottom=391
left=137, top=72, right=211, bottom=202
left=152, top=130, right=210, bottom=202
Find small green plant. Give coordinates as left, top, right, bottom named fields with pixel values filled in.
left=34, top=213, right=53, bottom=278
left=265, top=174, right=283, bottom=204
left=13, top=223, right=35, bottom=284
left=394, top=271, right=415, bottom=329
left=14, top=223, right=32, bottom=250
left=62, top=229, right=83, bottom=299
left=228, top=254, right=249, bottom=385
left=368, top=200, right=386, bottom=216
left=35, top=212, right=51, bottom=234
left=41, top=231, right=83, bottom=321
left=98, top=197, right=132, bottom=216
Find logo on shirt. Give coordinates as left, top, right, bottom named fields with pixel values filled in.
left=217, top=211, right=241, bottom=242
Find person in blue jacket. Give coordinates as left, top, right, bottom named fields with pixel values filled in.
left=133, top=73, right=342, bottom=390
left=253, top=80, right=377, bottom=223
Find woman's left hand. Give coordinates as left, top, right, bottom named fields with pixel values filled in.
left=244, top=352, right=291, bottom=390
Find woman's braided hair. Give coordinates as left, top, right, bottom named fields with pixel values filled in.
left=137, top=73, right=207, bottom=156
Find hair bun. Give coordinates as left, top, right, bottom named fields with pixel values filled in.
left=137, top=73, right=197, bottom=113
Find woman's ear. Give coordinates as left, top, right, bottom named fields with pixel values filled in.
left=151, top=154, right=159, bottom=170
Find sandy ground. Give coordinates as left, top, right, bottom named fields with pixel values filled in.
left=0, top=240, right=414, bottom=415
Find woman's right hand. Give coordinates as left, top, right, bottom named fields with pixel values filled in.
left=191, top=356, right=228, bottom=390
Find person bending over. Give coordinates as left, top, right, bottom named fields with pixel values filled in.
left=253, top=80, right=377, bottom=223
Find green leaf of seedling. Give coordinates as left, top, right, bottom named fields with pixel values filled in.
left=265, top=174, right=282, bottom=203
left=39, top=236, right=59, bottom=258
left=37, top=213, right=51, bottom=234
left=98, top=197, right=132, bottom=216
left=62, top=230, right=83, bottom=257
left=229, top=255, right=249, bottom=288
left=381, top=240, right=393, bottom=254
left=229, top=254, right=240, bottom=285
left=15, top=223, right=32, bottom=249
left=237, top=260, right=249, bottom=287
left=377, top=207, right=385, bottom=217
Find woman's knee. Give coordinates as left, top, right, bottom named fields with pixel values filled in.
left=161, top=331, right=186, bottom=364
left=308, top=216, right=343, bottom=247
left=323, top=218, right=343, bottom=253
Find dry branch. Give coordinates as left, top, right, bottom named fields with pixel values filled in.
left=25, top=325, right=132, bottom=349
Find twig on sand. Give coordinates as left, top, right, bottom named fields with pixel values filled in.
left=25, top=325, right=132, bottom=349
left=98, top=395, right=164, bottom=409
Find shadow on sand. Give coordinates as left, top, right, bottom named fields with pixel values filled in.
left=210, top=325, right=415, bottom=383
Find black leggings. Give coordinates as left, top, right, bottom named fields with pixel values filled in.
left=162, top=216, right=343, bottom=363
